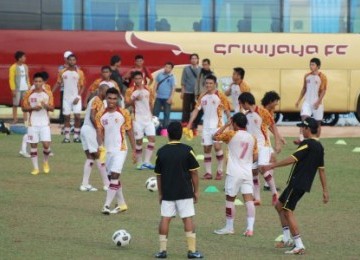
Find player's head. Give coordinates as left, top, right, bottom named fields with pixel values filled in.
left=40, top=71, right=49, bottom=82
left=297, top=117, right=319, bottom=136
left=167, top=121, right=182, bottom=141
left=67, top=54, right=77, bottom=66
left=14, top=51, right=26, bottom=62
left=190, top=53, right=199, bottom=65
left=101, top=65, right=111, bottom=79
left=110, top=55, right=121, bottom=66
left=261, top=91, right=280, bottom=109
left=106, top=87, right=120, bottom=109
left=132, top=71, right=143, bottom=86
left=205, top=74, right=217, bottom=91
left=232, top=112, right=247, bottom=129
left=98, top=84, right=109, bottom=99
left=238, top=92, right=256, bottom=110
left=135, top=54, right=144, bottom=67
left=202, top=58, right=211, bottom=70
left=233, top=67, right=245, bottom=81
left=164, top=62, right=174, bottom=73
left=33, top=72, right=45, bottom=88
left=310, top=57, right=321, bottom=71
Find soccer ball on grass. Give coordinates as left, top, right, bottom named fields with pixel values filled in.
left=112, top=229, right=131, bottom=247
left=145, top=177, right=158, bottom=192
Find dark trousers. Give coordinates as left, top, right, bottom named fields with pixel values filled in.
left=193, top=109, right=203, bottom=129
left=181, top=93, right=196, bottom=124
left=153, top=98, right=171, bottom=128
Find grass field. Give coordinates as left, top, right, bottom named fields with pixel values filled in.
left=1, top=133, right=360, bottom=259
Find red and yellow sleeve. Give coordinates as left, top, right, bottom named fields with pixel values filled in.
left=95, top=109, right=104, bottom=130
left=89, top=79, right=101, bottom=93
left=21, top=90, right=32, bottom=110
left=122, top=109, right=132, bottom=130
left=240, top=81, right=250, bottom=93
left=125, top=87, right=134, bottom=104
left=259, top=107, right=275, bottom=126
left=219, top=92, right=231, bottom=111
left=91, top=96, right=104, bottom=112
left=45, top=84, right=52, bottom=92
left=9, top=64, right=16, bottom=91
left=215, top=130, right=235, bottom=143
left=45, top=89, right=54, bottom=107
left=319, top=72, right=328, bottom=92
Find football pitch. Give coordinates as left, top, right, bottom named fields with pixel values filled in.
left=1, top=134, right=360, bottom=259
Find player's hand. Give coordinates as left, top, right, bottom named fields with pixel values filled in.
left=280, top=136, right=286, bottom=145
left=98, top=145, right=107, bottom=164
left=313, top=101, right=320, bottom=109
left=33, top=105, right=43, bottom=111
left=275, top=143, right=282, bottom=154
left=166, top=98, right=172, bottom=104
left=73, top=97, right=80, bottom=105
left=323, top=190, right=329, bottom=204
left=12, top=90, right=17, bottom=98
left=135, top=94, right=143, bottom=101
left=193, top=191, right=199, bottom=204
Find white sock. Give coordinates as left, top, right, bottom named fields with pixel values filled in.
left=245, top=201, right=255, bottom=231
left=30, top=148, right=39, bottom=170
left=116, top=184, right=126, bottom=206
left=263, top=171, right=277, bottom=195
left=21, top=134, right=28, bottom=152
left=293, top=234, right=305, bottom=248
left=64, top=127, right=70, bottom=139
left=82, top=159, right=94, bottom=186
left=215, top=150, right=224, bottom=173
left=253, top=175, right=260, bottom=201
left=135, top=144, right=143, bottom=165
left=43, top=148, right=51, bottom=162
left=105, top=179, right=119, bottom=207
left=225, top=200, right=235, bottom=230
left=74, top=128, right=80, bottom=139
left=283, top=226, right=291, bottom=242
left=144, top=142, right=155, bottom=164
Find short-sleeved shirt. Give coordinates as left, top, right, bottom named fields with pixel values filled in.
left=287, top=138, right=325, bottom=192
left=155, top=72, right=175, bottom=99
left=181, top=66, right=201, bottom=94
left=57, top=68, right=85, bottom=101
left=126, top=67, right=153, bottom=87
left=95, top=107, right=132, bottom=152
left=229, top=81, right=250, bottom=112
left=83, top=96, right=104, bottom=127
left=22, top=88, right=54, bottom=127
left=155, top=142, right=200, bottom=201
left=246, top=106, right=275, bottom=147
left=215, top=129, right=257, bottom=179
left=303, top=71, right=327, bottom=105
left=196, top=90, right=230, bottom=129
left=125, top=86, right=154, bottom=122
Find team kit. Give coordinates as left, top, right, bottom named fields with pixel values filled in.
left=17, top=51, right=329, bottom=258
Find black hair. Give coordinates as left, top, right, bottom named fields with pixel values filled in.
left=190, top=53, right=199, bottom=60
left=238, top=92, right=255, bottom=105
left=261, top=91, right=280, bottom=107
left=205, top=74, right=217, bottom=83
left=106, top=87, right=119, bottom=96
left=310, top=57, right=321, bottom=67
left=101, top=65, right=111, bottom=72
left=14, top=51, right=25, bottom=61
left=232, top=112, right=248, bottom=128
left=132, top=71, right=143, bottom=79
left=110, top=55, right=121, bottom=65
left=167, top=121, right=182, bottom=140
left=165, top=62, right=174, bottom=68
left=135, top=54, right=144, bottom=60
left=33, top=72, right=45, bottom=80
left=202, top=58, right=210, bottom=64
left=309, top=126, right=318, bottom=135
left=67, top=54, right=76, bottom=60
left=40, top=71, right=49, bottom=81
left=233, top=67, right=245, bottom=79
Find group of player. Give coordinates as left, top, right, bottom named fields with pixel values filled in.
left=17, top=50, right=329, bottom=257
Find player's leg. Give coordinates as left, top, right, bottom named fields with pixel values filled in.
left=264, top=151, right=276, bottom=191
left=19, top=133, right=30, bottom=157
left=111, top=151, right=128, bottom=214
left=155, top=200, right=175, bottom=258
left=80, top=150, right=97, bottom=191
left=203, top=145, right=212, bottom=179
left=28, top=127, right=40, bottom=175
left=39, top=126, right=51, bottom=174
left=259, top=146, right=278, bottom=205
left=133, top=121, right=144, bottom=169
left=163, top=100, right=171, bottom=129
left=20, top=91, right=27, bottom=123
left=242, top=179, right=255, bottom=236
left=73, top=113, right=81, bottom=142
left=214, top=141, right=224, bottom=180
left=143, top=121, right=156, bottom=169
left=313, top=105, right=323, bottom=138
left=62, top=99, right=71, bottom=142
left=12, top=90, right=19, bottom=124
left=93, top=149, right=110, bottom=191
left=102, top=171, right=120, bottom=214
left=252, top=167, right=261, bottom=205
left=294, top=103, right=311, bottom=144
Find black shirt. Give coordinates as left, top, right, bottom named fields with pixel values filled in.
left=110, top=68, right=125, bottom=94
left=155, top=141, right=200, bottom=200
left=287, top=138, right=325, bottom=192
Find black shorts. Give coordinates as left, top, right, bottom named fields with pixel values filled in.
left=278, top=186, right=305, bottom=211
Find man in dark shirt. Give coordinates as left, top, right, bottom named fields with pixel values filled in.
left=109, top=55, right=125, bottom=95
left=261, top=117, right=329, bottom=255
left=154, top=121, right=203, bottom=259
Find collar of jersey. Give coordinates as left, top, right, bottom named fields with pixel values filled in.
left=168, top=141, right=181, bottom=144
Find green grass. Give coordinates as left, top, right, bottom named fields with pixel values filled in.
left=0, top=133, right=360, bottom=259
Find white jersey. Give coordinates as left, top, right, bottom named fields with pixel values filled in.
left=246, top=106, right=274, bottom=147
left=229, top=81, right=250, bottom=112
left=19, top=65, right=29, bottom=91
left=22, top=89, right=53, bottom=127
left=96, top=107, right=132, bottom=152
left=304, top=72, right=327, bottom=105
left=196, top=90, right=230, bottom=129
left=57, top=68, right=85, bottom=101
left=83, top=96, right=103, bottom=127
left=127, top=86, right=153, bottom=122
left=215, top=130, right=257, bottom=179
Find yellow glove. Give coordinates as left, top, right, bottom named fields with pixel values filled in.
left=183, top=127, right=193, bottom=141
left=98, top=145, right=106, bottom=164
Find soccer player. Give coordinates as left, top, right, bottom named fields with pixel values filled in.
left=224, top=67, right=250, bottom=113
left=9, top=50, right=30, bottom=124
left=21, top=72, right=54, bottom=175
left=187, top=74, right=231, bottom=180
left=79, top=84, right=110, bottom=192
left=153, top=62, right=176, bottom=129
left=213, top=113, right=257, bottom=237
left=96, top=88, right=136, bottom=214
left=294, top=57, right=327, bottom=143
left=260, top=117, right=329, bottom=255
left=53, top=54, right=85, bottom=143
left=154, top=121, right=203, bottom=259
left=238, top=92, right=283, bottom=206
left=84, top=66, right=122, bottom=106
left=125, top=71, right=156, bottom=170
left=123, top=54, right=153, bottom=87
left=261, top=91, right=285, bottom=192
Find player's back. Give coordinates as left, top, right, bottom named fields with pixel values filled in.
left=83, top=96, right=103, bottom=127
left=246, top=106, right=273, bottom=147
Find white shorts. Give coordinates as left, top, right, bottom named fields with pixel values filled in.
left=301, top=102, right=324, bottom=121
left=106, top=150, right=127, bottom=174
left=252, top=146, right=272, bottom=169
left=80, top=125, right=98, bottom=153
left=201, top=128, right=221, bottom=146
left=133, top=120, right=155, bottom=140
left=225, top=175, right=253, bottom=197
left=27, top=126, right=51, bottom=143
left=13, top=90, right=26, bottom=106
left=161, top=198, right=195, bottom=218
left=63, top=98, right=82, bottom=115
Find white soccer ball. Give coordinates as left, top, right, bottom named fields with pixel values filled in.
left=145, top=176, right=158, bottom=192
left=112, top=229, right=131, bottom=247
left=152, top=116, right=160, bottom=128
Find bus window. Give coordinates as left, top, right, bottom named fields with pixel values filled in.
left=350, top=0, right=360, bottom=32
left=0, top=0, right=41, bottom=29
